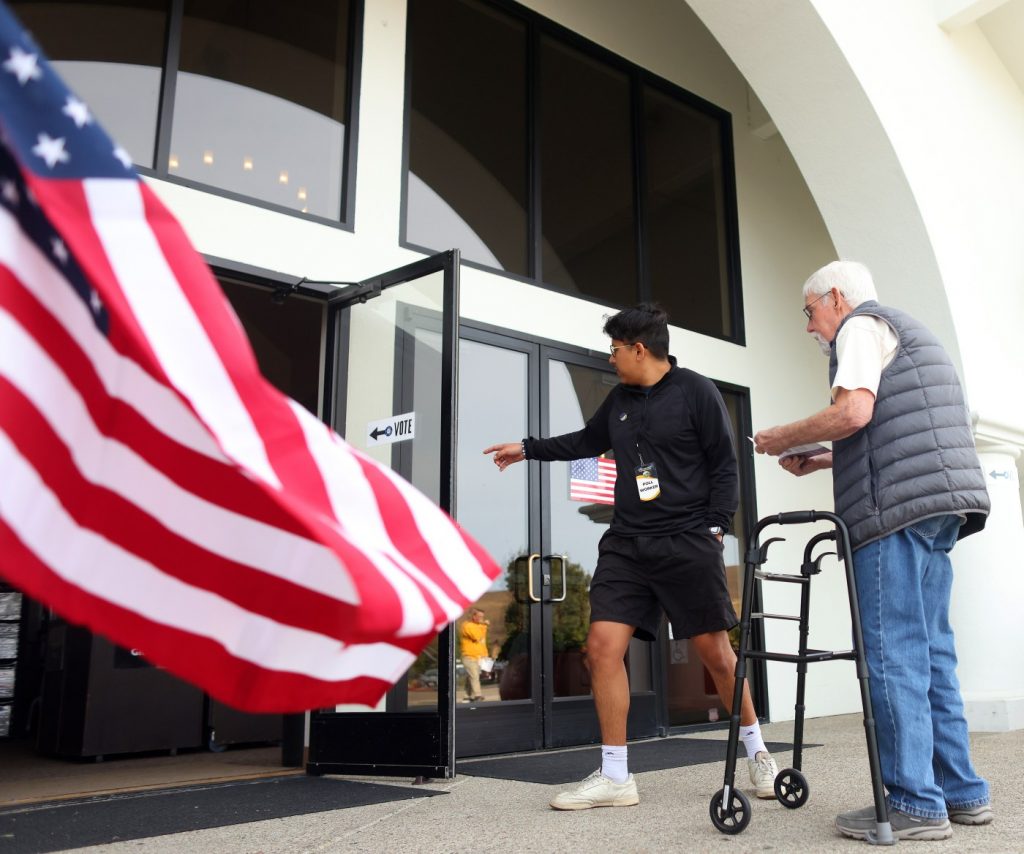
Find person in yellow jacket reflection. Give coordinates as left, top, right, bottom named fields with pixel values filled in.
left=459, top=608, right=489, bottom=701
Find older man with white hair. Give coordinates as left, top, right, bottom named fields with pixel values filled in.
left=754, top=260, right=993, bottom=842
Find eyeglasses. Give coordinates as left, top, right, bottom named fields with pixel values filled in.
left=609, top=343, right=634, bottom=355
left=802, top=292, right=830, bottom=320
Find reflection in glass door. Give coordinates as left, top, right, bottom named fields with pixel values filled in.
left=408, top=337, right=531, bottom=723
left=448, top=333, right=537, bottom=756
left=453, top=340, right=531, bottom=708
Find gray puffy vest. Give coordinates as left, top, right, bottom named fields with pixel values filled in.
left=828, top=301, right=989, bottom=550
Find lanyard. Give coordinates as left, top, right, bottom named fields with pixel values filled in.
left=636, top=391, right=651, bottom=465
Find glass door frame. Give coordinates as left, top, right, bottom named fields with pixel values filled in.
left=450, top=326, right=542, bottom=757
left=307, top=250, right=461, bottom=779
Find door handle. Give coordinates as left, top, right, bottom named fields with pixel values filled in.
left=545, top=554, right=568, bottom=602
left=526, top=553, right=542, bottom=602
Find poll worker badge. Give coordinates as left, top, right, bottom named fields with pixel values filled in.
left=634, top=461, right=661, bottom=501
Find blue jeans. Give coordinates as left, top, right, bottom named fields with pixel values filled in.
left=853, top=514, right=990, bottom=819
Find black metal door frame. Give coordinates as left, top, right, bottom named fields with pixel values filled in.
left=449, top=326, right=542, bottom=758
left=306, top=250, right=460, bottom=779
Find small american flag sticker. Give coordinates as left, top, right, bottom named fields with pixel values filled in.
left=569, top=456, right=616, bottom=505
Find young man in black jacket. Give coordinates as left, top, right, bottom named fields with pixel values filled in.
left=484, top=303, right=777, bottom=810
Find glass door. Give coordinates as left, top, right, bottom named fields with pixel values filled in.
left=449, top=330, right=539, bottom=756
left=307, top=251, right=460, bottom=779
left=452, top=333, right=660, bottom=755
left=540, top=350, right=659, bottom=747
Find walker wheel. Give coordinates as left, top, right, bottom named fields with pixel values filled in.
left=709, top=787, right=752, bottom=834
left=774, top=768, right=810, bottom=809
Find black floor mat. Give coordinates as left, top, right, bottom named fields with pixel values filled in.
left=458, top=738, right=817, bottom=784
left=0, top=776, right=443, bottom=854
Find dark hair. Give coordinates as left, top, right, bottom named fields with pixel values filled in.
left=603, top=303, right=670, bottom=359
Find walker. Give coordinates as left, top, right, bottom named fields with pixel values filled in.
left=708, top=511, right=895, bottom=846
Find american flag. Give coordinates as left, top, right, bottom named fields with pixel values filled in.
left=569, top=456, right=616, bottom=505
left=0, top=5, right=500, bottom=713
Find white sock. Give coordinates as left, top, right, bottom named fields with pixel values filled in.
left=740, top=721, right=767, bottom=760
left=601, top=744, right=629, bottom=783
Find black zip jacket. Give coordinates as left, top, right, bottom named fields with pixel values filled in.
left=524, top=358, right=738, bottom=536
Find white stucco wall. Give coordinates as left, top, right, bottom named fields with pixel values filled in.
left=821, top=0, right=1024, bottom=428
left=685, top=0, right=1024, bottom=456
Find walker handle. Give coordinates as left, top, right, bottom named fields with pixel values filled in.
left=775, top=511, right=818, bottom=524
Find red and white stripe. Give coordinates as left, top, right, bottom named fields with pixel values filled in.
left=0, top=175, right=500, bottom=712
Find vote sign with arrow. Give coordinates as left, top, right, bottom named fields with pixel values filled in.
left=366, top=412, right=416, bottom=447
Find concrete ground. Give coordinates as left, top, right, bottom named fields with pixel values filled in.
left=35, top=713, right=1024, bottom=853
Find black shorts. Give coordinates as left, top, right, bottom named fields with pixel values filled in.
left=589, top=530, right=738, bottom=642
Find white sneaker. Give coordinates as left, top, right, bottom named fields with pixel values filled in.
left=747, top=751, right=779, bottom=799
left=549, top=769, right=640, bottom=810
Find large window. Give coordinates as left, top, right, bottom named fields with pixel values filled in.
left=13, top=1, right=169, bottom=169
left=404, top=0, right=742, bottom=342
left=643, top=83, right=734, bottom=339
left=539, top=37, right=636, bottom=303
left=12, top=0, right=359, bottom=225
left=171, top=0, right=351, bottom=219
left=406, top=0, right=528, bottom=275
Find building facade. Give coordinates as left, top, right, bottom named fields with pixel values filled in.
left=3, top=0, right=1021, bottom=765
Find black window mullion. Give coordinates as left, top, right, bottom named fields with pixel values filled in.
left=340, top=0, right=363, bottom=226
left=399, top=0, right=414, bottom=247
left=537, top=35, right=635, bottom=302
left=631, top=71, right=649, bottom=305
left=153, top=0, right=182, bottom=177
left=527, top=21, right=541, bottom=281
left=720, top=114, right=744, bottom=344
left=405, top=0, right=528, bottom=272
